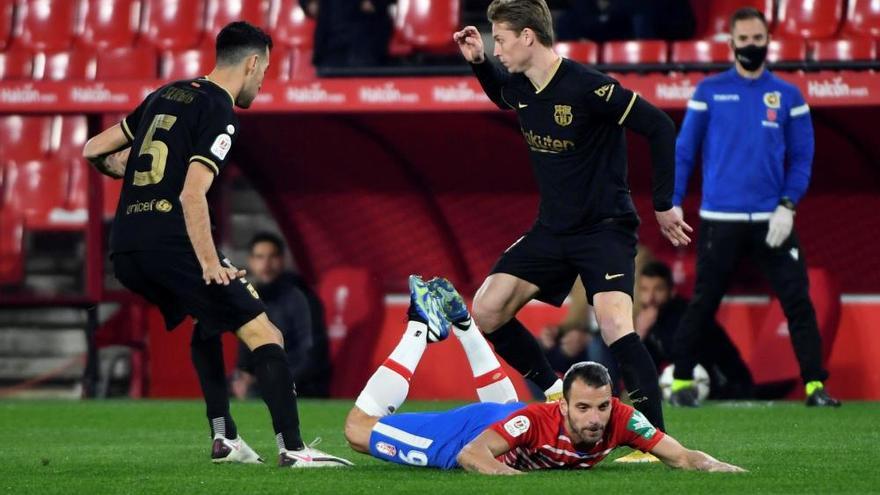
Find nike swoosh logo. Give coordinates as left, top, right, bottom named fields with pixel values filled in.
left=289, top=453, right=314, bottom=463
left=605, top=273, right=624, bottom=280
left=518, top=102, right=528, bottom=108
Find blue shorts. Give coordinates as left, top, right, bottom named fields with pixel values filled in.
left=368, top=402, right=526, bottom=470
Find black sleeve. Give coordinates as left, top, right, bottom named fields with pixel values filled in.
left=470, top=56, right=515, bottom=111
left=189, top=98, right=238, bottom=176
left=121, top=92, right=153, bottom=143
left=621, top=97, right=676, bottom=212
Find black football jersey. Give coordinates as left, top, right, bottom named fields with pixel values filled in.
left=111, top=78, right=238, bottom=254
left=472, top=58, right=641, bottom=232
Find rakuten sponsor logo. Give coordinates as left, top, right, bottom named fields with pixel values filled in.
left=285, top=83, right=346, bottom=104
left=359, top=82, right=419, bottom=104
left=70, top=84, right=129, bottom=104
left=807, top=77, right=869, bottom=99
left=654, top=79, right=696, bottom=101
left=432, top=82, right=490, bottom=103
left=0, top=84, right=58, bottom=104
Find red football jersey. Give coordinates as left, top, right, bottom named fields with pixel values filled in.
left=489, top=398, right=665, bottom=470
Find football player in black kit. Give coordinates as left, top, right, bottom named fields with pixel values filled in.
left=83, top=21, right=350, bottom=468
left=454, top=0, right=692, bottom=462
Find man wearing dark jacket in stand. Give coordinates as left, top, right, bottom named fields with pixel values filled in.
left=232, top=233, right=331, bottom=398
left=300, top=0, right=396, bottom=68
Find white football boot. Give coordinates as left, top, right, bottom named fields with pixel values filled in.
left=211, top=435, right=264, bottom=464
left=278, top=438, right=354, bottom=468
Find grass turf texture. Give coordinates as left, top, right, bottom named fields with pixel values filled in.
left=2, top=400, right=876, bottom=494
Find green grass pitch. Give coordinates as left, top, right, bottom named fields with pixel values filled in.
left=2, top=399, right=877, bottom=494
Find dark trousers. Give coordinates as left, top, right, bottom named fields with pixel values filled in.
left=672, top=219, right=829, bottom=384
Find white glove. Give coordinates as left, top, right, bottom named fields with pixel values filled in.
left=765, top=205, right=794, bottom=248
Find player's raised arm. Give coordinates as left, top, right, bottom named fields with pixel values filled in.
left=82, top=124, right=130, bottom=179
left=457, top=429, right=522, bottom=475
left=455, top=26, right=513, bottom=110
left=649, top=434, right=746, bottom=473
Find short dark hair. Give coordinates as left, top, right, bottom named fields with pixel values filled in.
left=216, top=21, right=273, bottom=67
left=249, top=232, right=285, bottom=256
left=640, top=261, right=673, bottom=289
left=562, top=362, right=612, bottom=400
left=730, top=7, right=768, bottom=32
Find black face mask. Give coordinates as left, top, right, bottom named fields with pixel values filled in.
left=734, top=44, right=768, bottom=72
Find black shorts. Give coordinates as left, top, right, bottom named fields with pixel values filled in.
left=112, top=250, right=266, bottom=339
left=490, top=218, right=638, bottom=306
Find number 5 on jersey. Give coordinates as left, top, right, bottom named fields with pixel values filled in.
left=133, top=114, right=177, bottom=186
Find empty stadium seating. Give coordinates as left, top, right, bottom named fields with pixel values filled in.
left=811, top=37, right=877, bottom=62
left=0, top=115, right=52, bottom=161
left=160, top=47, right=213, bottom=80
left=268, top=0, right=313, bottom=49
left=265, top=47, right=290, bottom=80
left=0, top=0, right=14, bottom=50
left=672, top=39, right=733, bottom=63
left=844, top=0, right=880, bottom=38
left=0, top=46, right=33, bottom=79
left=394, top=0, right=460, bottom=53
left=2, top=159, right=87, bottom=229
left=554, top=41, right=599, bottom=64
left=0, top=205, right=25, bottom=285
left=95, top=45, right=158, bottom=79
left=776, top=0, right=844, bottom=39
left=701, top=0, right=774, bottom=39
left=78, top=0, right=141, bottom=49
left=13, top=0, right=81, bottom=51
left=767, top=38, right=807, bottom=62
left=33, top=49, right=96, bottom=80
left=204, top=0, right=268, bottom=37
left=140, top=0, right=205, bottom=50
left=602, top=40, right=668, bottom=64
left=51, top=115, right=88, bottom=160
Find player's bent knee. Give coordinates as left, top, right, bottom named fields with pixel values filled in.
left=344, top=407, right=377, bottom=454
left=236, top=313, right=283, bottom=350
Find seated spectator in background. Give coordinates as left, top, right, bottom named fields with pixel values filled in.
left=635, top=262, right=753, bottom=399
left=231, top=233, right=331, bottom=399
left=300, top=0, right=395, bottom=68
left=556, top=0, right=694, bottom=42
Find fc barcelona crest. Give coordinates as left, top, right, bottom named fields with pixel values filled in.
left=554, top=105, right=573, bottom=126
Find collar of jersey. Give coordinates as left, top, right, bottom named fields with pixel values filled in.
left=728, top=67, right=772, bottom=86
left=531, top=56, right=565, bottom=94
left=200, top=76, right=235, bottom=106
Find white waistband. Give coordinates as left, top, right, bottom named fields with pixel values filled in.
left=699, top=210, right=773, bottom=222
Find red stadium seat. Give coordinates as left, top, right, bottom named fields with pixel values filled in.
left=0, top=115, right=52, bottom=160
left=289, top=48, right=314, bottom=79
left=141, top=0, right=206, bottom=50
left=811, top=37, right=877, bottom=61
left=767, top=38, right=807, bottom=63
left=701, top=0, right=774, bottom=39
left=671, top=40, right=733, bottom=63
left=205, top=0, right=268, bottom=37
left=0, top=46, right=34, bottom=79
left=51, top=115, right=88, bottom=160
left=602, top=40, right=668, bottom=64
left=776, top=0, right=844, bottom=40
left=14, top=0, right=82, bottom=51
left=269, top=0, right=314, bottom=49
left=79, top=0, right=142, bottom=49
left=103, top=174, right=123, bottom=219
left=394, top=0, right=459, bottom=52
left=95, top=45, right=158, bottom=79
left=33, top=49, right=96, bottom=80
left=554, top=41, right=598, bottom=64
left=844, top=0, right=880, bottom=38
left=160, top=47, right=214, bottom=79
left=0, top=0, right=14, bottom=50
left=3, top=159, right=86, bottom=229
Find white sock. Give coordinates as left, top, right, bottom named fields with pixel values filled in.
left=454, top=317, right=518, bottom=404
left=354, top=320, right=428, bottom=417
left=544, top=378, right=564, bottom=399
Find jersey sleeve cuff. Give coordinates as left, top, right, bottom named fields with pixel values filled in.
left=644, top=430, right=665, bottom=453
left=120, top=118, right=135, bottom=142
left=190, top=155, right=219, bottom=175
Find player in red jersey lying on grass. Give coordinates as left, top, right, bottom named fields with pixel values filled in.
left=343, top=276, right=745, bottom=474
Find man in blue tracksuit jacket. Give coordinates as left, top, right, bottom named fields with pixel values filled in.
left=669, top=7, right=839, bottom=407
